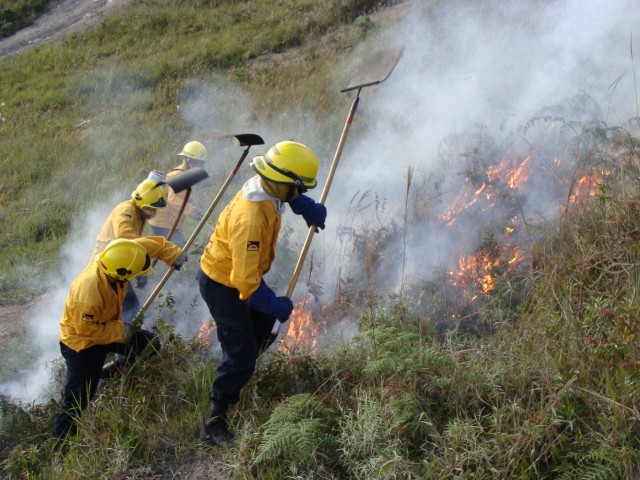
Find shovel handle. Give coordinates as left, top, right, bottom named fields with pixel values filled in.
left=128, top=145, right=254, bottom=335
left=271, top=93, right=361, bottom=338
left=150, top=188, right=191, bottom=269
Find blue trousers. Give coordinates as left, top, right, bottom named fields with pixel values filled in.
left=197, top=269, right=275, bottom=406
left=53, top=342, right=120, bottom=440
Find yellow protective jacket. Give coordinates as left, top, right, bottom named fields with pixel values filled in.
left=91, top=199, right=145, bottom=261
left=200, top=178, right=281, bottom=301
left=148, top=165, right=196, bottom=230
left=60, top=236, right=183, bottom=352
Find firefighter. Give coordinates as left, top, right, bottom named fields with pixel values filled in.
left=148, top=140, right=208, bottom=247
left=197, top=140, right=327, bottom=447
left=91, top=178, right=168, bottom=323
left=54, top=238, right=187, bottom=443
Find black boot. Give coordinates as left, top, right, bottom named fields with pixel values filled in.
left=203, top=403, right=236, bottom=447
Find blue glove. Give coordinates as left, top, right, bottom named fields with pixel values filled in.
left=246, top=281, right=293, bottom=321
left=289, top=194, right=327, bottom=231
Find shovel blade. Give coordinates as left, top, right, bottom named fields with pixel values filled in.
left=163, top=167, right=209, bottom=193
left=233, top=133, right=265, bottom=147
left=197, top=132, right=265, bottom=147
left=341, top=46, right=404, bottom=92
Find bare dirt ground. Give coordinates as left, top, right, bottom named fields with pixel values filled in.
left=0, top=0, right=135, bottom=59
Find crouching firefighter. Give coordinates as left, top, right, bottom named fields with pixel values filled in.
left=197, top=140, right=327, bottom=447
left=54, top=237, right=187, bottom=444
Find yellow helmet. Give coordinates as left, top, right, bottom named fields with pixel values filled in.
left=178, top=141, right=208, bottom=162
left=131, top=179, right=167, bottom=209
left=251, top=141, right=319, bottom=189
left=97, top=239, right=151, bottom=281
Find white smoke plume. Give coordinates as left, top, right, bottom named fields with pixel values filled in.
left=313, top=0, right=640, bottom=295
left=0, top=202, right=113, bottom=402
left=3, top=0, right=640, bottom=403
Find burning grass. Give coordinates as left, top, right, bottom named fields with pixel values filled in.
left=3, top=1, right=640, bottom=478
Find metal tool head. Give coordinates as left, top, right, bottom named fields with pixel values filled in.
left=233, top=133, right=265, bottom=147
left=200, top=132, right=265, bottom=147
left=341, top=46, right=404, bottom=93
left=162, top=167, right=209, bottom=193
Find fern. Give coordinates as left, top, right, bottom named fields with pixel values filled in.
left=357, top=325, right=452, bottom=380
left=386, top=391, right=434, bottom=441
left=255, top=418, right=325, bottom=463
left=254, top=393, right=336, bottom=467
left=555, top=446, right=640, bottom=480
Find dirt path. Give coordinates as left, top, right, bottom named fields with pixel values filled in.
left=0, top=0, right=134, bottom=59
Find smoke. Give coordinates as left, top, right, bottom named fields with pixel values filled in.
left=311, top=0, right=640, bottom=296
left=3, top=0, right=640, bottom=403
left=0, top=202, right=113, bottom=403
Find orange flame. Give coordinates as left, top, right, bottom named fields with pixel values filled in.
left=197, top=319, right=216, bottom=349
left=448, top=253, right=499, bottom=293
left=507, top=154, right=532, bottom=188
left=439, top=154, right=534, bottom=228
left=279, top=300, right=319, bottom=352
left=569, top=170, right=609, bottom=203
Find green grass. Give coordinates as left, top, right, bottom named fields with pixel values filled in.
left=3, top=0, right=640, bottom=478
left=0, top=0, right=388, bottom=304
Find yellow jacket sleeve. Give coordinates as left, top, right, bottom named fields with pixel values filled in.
left=134, top=236, right=183, bottom=265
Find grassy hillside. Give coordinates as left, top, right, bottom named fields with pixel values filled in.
left=0, top=0, right=389, bottom=305
left=2, top=1, right=640, bottom=479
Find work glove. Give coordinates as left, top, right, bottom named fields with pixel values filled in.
left=245, top=280, right=294, bottom=321
left=288, top=194, right=327, bottom=232
left=172, top=251, right=188, bottom=270
left=135, top=275, right=148, bottom=289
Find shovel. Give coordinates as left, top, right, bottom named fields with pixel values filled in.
left=271, top=46, right=404, bottom=338
left=150, top=167, right=210, bottom=267
left=128, top=133, right=265, bottom=337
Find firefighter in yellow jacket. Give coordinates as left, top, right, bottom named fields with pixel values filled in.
left=54, top=238, right=187, bottom=442
left=91, top=178, right=168, bottom=323
left=148, top=141, right=208, bottom=247
left=197, top=141, right=327, bottom=447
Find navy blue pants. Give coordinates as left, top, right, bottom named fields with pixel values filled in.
left=197, top=269, right=276, bottom=406
left=53, top=342, right=120, bottom=440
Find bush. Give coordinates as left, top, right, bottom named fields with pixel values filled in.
left=0, top=0, right=46, bottom=38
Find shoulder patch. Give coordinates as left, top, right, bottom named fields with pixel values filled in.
left=82, top=313, right=95, bottom=323
left=247, top=241, right=261, bottom=251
